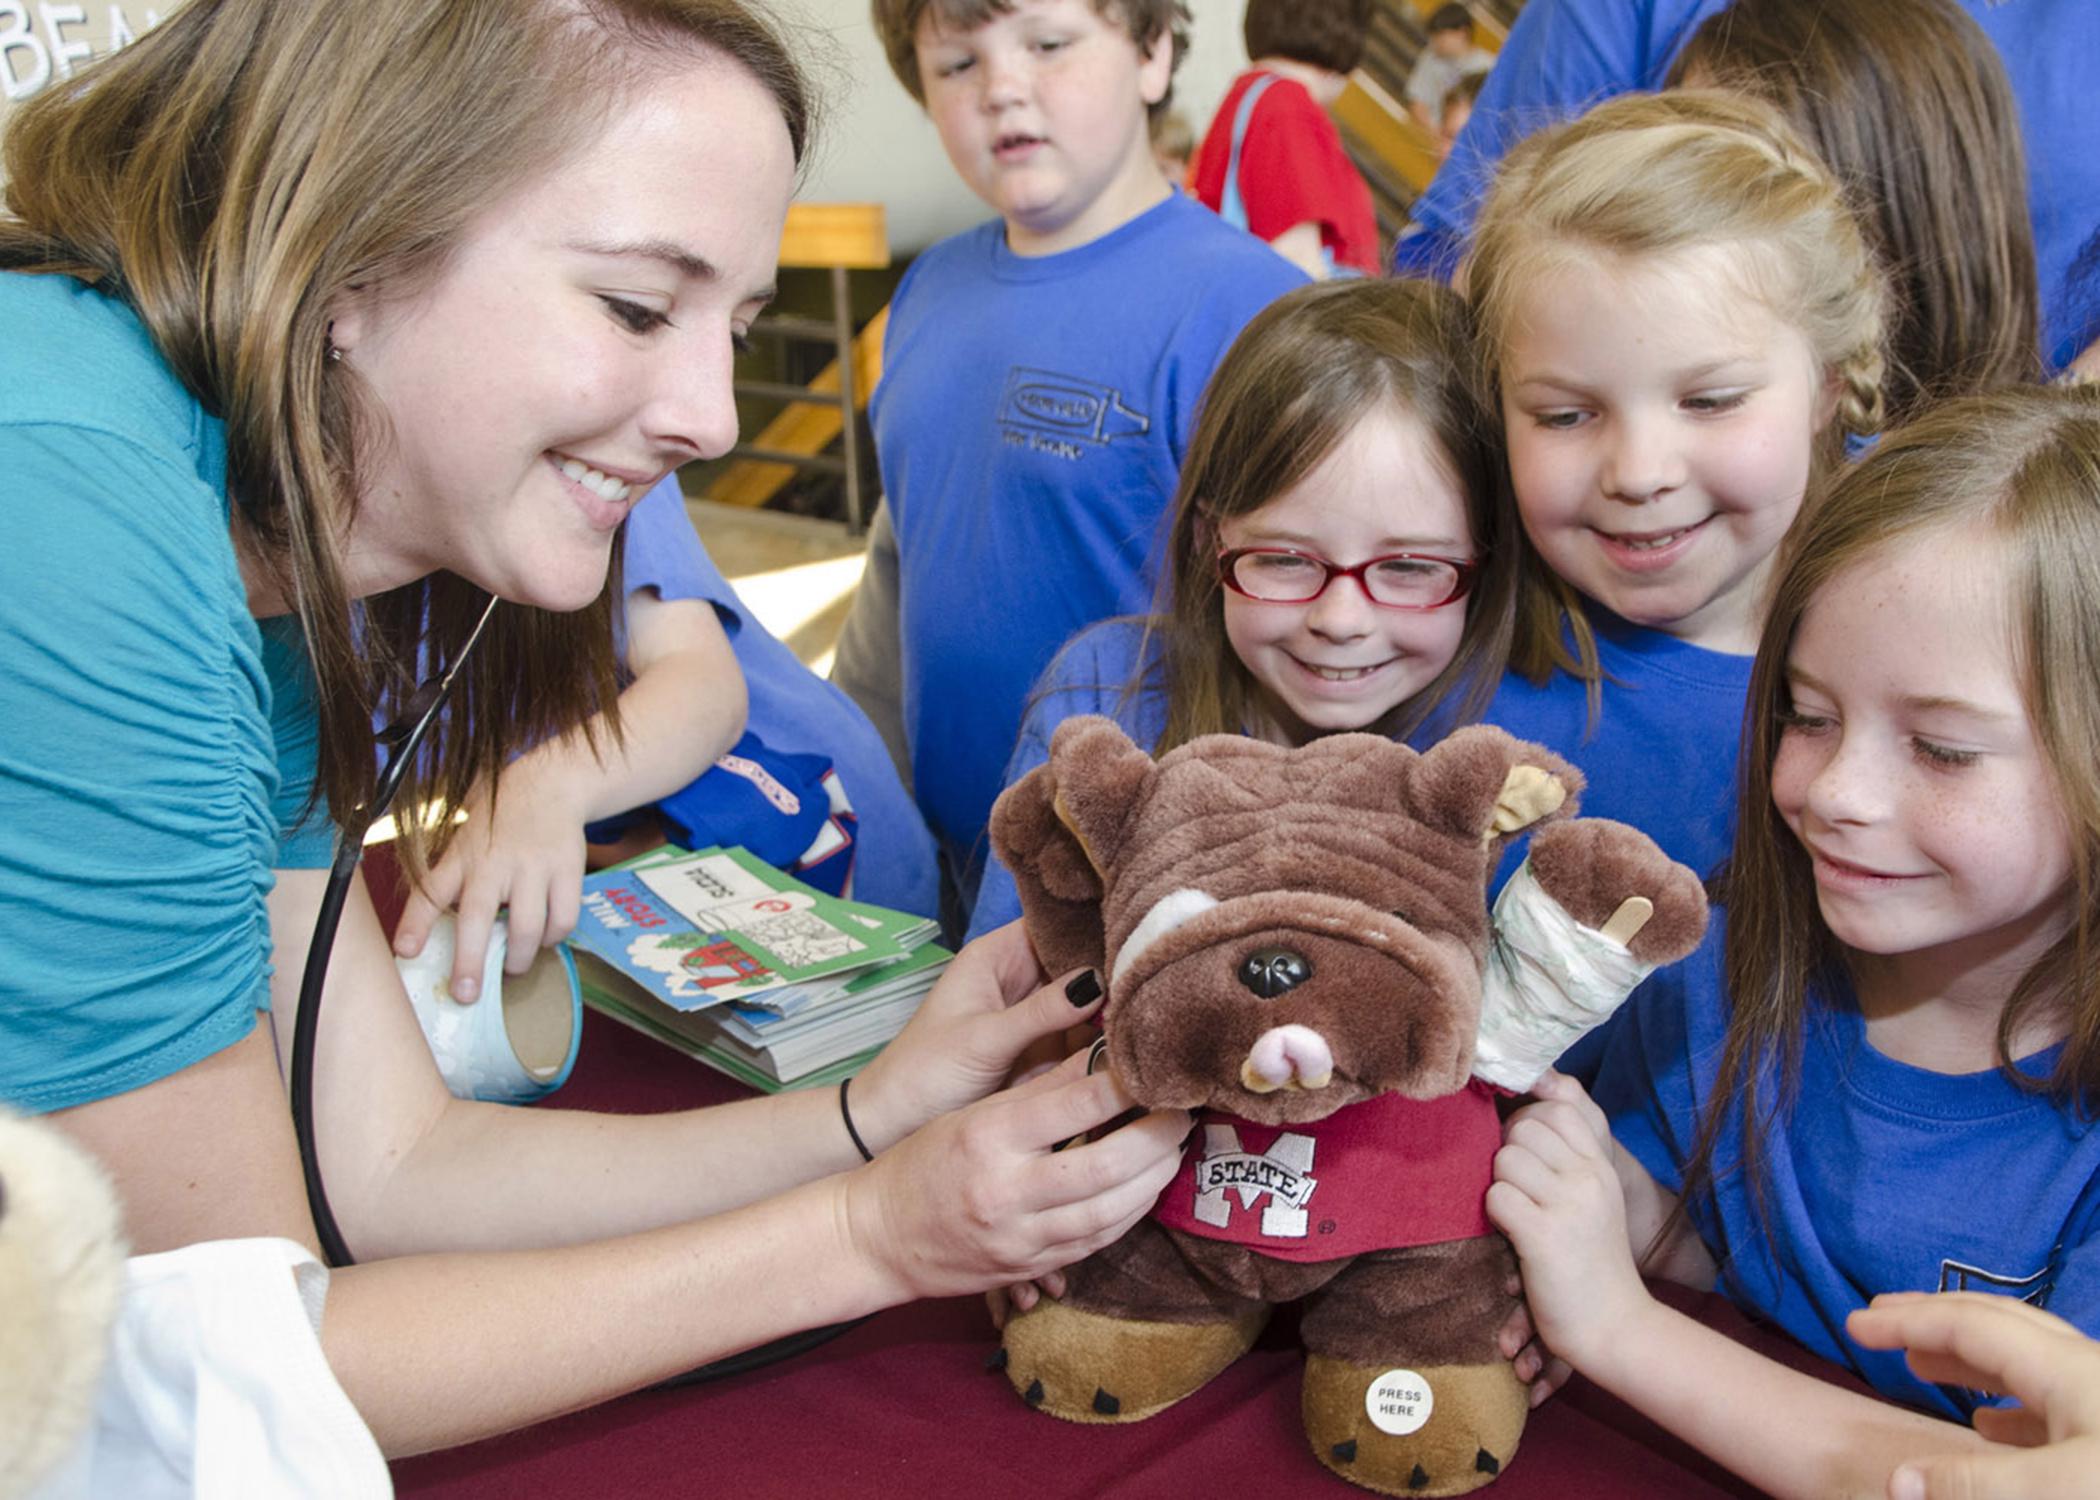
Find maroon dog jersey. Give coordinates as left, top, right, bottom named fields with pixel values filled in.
left=1150, top=1081, right=1500, bottom=1262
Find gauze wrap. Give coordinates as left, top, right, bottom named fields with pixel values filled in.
left=1473, top=859, right=1653, bottom=1092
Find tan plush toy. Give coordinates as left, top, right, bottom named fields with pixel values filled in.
left=0, top=1106, right=125, bottom=1497
left=987, top=718, right=1709, bottom=1497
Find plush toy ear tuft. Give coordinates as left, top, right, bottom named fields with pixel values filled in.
left=1490, top=763, right=1568, bottom=837
left=1409, top=725, right=1583, bottom=848
left=988, top=765, right=1105, bottom=978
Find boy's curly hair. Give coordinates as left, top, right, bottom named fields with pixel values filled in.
left=870, top=0, right=1189, bottom=120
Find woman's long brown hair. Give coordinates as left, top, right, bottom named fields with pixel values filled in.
left=0, top=0, right=811, bottom=870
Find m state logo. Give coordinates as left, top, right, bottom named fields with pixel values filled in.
left=1190, top=1123, right=1319, bottom=1239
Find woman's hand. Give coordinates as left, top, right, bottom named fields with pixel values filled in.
left=392, top=764, right=589, bottom=1002
left=845, top=921, right=1107, bottom=1153
left=1848, top=1291, right=2100, bottom=1500
left=1485, top=1069, right=1652, bottom=1400
left=986, top=1267, right=1066, bottom=1331
left=987, top=1026, right=1112, bottom=1329
left=1494, top=1272, right=1573, bottom=1407
left=841, top=1043, right=1189, bottom=1303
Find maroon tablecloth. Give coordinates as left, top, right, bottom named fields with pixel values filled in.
left=365, top=854, right=1834, bottom=1499
left=384, top=1007, right=1870, bottom=1500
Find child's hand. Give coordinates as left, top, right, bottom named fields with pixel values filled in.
left=1486, top=1069, right=1652, bottom=1381
left=392, top=765, right=590, bottom=1002
left=985, top=1267, right=1067, bottom=1331
left=1848, top=1291, right=2100, bottom=1500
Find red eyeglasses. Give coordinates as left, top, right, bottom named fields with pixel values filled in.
left=1216, top=548, right=1478, bottom=610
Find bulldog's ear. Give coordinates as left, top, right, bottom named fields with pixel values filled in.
left=987, top=717, right=1157, bottom=976
left=1409, top=725, right=1583, bottom=849
left=1045, top=716, right=1158, bottom=877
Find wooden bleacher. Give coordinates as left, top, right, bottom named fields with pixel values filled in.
left=705, top=202, right=889, bottom=529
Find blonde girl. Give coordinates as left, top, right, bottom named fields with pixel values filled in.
left=967, top=276, right=1516, bottom=939
left=1490, top=385, right=2100, bottom=1499
left=1460, top=89, right=1885, bottom=897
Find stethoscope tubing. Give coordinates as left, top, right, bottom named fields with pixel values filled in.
left=292, top=594, right=499, bottom=1269
left=286, top=591, right=858, bottom=1382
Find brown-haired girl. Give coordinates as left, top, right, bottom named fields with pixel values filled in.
left=0, top=0, right=1187, bottom=1474
left=1490, top=385, right=2100, bottom=1498
left=967, top=276, right=1516, bottom=939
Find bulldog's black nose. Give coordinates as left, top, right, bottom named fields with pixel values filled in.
left=1238, top=947, right=1311, bottom=998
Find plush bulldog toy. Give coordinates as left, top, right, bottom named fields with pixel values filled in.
left=986, top=718, right=1709, bottom=1497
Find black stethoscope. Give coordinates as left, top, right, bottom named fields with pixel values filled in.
left=292, top=592, right=500, bottom=1271
left=289, top=591, right=856, bottom=1380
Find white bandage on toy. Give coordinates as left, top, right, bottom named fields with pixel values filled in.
left=1472, top=859, right=1656, bottom=1092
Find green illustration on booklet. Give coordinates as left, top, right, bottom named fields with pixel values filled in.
left=566, top=845, right=949, bottom=1092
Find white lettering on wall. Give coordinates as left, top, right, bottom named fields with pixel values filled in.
left=1, top=1, right=158, bottom=103
left=38, top=4, right=88, bottom=78
left=1, top=4, right=50, bottom=101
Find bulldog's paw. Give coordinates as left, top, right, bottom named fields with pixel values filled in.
left=1523, top=820, right=1708, bottom=966
left=998, top=1299, right=1267, bottom=1423
left=1301, top=1354, right=1527, bottom=1496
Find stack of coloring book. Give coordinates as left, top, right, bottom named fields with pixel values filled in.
left=566, top=845, right=948, bottom=1091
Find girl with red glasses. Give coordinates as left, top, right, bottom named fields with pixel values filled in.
left=965, top=276, right=1518, bottom=945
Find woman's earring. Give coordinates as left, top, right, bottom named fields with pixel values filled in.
left=327, top=344, right=344, bottom=364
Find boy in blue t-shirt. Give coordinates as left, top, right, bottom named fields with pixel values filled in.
left=866, top=0, right=1305, bottom=921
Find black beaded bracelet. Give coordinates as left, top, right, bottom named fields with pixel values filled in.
left=839, top=1075, right=875, bottom=1162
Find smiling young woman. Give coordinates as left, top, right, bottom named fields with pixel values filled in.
left=0, top=0, right=1190, bottom=1475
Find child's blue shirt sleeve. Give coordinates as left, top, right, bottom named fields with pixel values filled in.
left=1590, top=923, right=1722, bottom=1203
left=617, top=480, right=939, bottom=918
left=1395, top=0, right=1729, bottom=268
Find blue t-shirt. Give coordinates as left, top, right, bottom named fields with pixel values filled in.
left=620, top=479, right=939, bottom=918
left=0, top=273, right=334, bottom=1114
left=1465, top=610, right=1753, bottom=893
left=1593, top=926, right=2100, bottom=1418
left=1397, top=0, right=2100, bottom=370
left=874, top=193, right=1304, bottom=900
left=964, top=618, right=1166, bottom=941
left=1454, top=611, right=1750, bottom=1079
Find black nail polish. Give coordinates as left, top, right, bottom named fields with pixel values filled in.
left=1065, top=970, right=1102, bottom=1007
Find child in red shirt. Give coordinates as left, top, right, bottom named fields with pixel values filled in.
left=1189, top=0, right=1380, bottom=278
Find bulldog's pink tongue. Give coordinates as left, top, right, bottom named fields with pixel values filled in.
left=1240, top=1024, right=1335, bottom=1093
